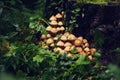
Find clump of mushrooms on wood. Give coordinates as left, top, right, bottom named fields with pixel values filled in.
left=39, top=11, right=96, bottom=60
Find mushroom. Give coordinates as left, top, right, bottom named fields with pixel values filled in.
left=60, top=35, right=67, bottom=41
left=78, top=36, right=83, bottom=41
left=51, top=28, right=58, bottom=34
left=40, top=34, right=47, bottom=40
left=55, top=13, right=62, bottom=19
left=85, top=43, right=89, bottom=47
left=46, top=26, right=52, bottom=31
left=56, top=41, right=64, bottom=47
left=50, top=21, right=58, bottom=26
left=68, top=34, right=76, bottom=41
left=54, top=47, right=62, bottom=53
left=64, top=42, right=72, bottom=47
left=46, top=38, right=54, bottom=44
left=49, top=15, right=57, bottom=21
left=50, top=43, right=55, bottom=47
left=64, top=46, right=71, bottom=52
left=70, top=45, right=75, bottom=50
left=84, top=47, right=90, bottom=52
left=46, top=34, right=51, bottom=38
left=67, top=53, right=73, bottom=57
left=60, top=26, right=65, bottom=31
left=53, top=36, right=59, bottom=41
left=83, top=39, right=88, bottom=43
left=74, top=39, right=82, bottom=46
left=58, top=21, right=63, bottom=26
left=76, top=47, right=83, bottom=52
left=64, top=32, right=70, bottom=37
left=88, top=55, right=94, bottom=60
left=90, top=48, right=96, bottom=54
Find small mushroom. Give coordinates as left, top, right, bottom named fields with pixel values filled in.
left=83, top=39, right=88, bottom=43
left=64, top=32, right=70, bottom=37
left=55, top=13, right=62, bottom=19
left=49, top=15, right=57, bottom=21
left=51, top=28, right=58, bottom=34
left=74, top=39, right=82, bottom=46
left=60, top=26, right=65, bottom=31
left=46, top=38, right=54, bottom=44
left=85, top=43, right=89, bottom=47
left=68, top=34, right=76, bottom=41
left=78, top=36, right=83, bottom=41
left=54, top=47, right=62, bottom=53
left=53, top=36, right=59, bottom=41
left=76, top=47, right=83, bottom=52
left=88, top=55, right=94, bottom=60
left=64, top=46, right=71, bottom=52
left=70, top=45, right=75, bottom=50
left=67, top=53, right=73, bottom=57
left=46, top=26, right=52, bottom=31
left=50, top=21, right=58, bottom=26
left=57, top=41, right=64, bottom=47
left=84, top=47, right=90, bottom=52
left=90, top=48, right=96, bottom=54
left=40, top=34, right=47, bottom=40
left=46, top=34, right=51, bottom=38
left=60, top=35, right=67, bottom=41
left=50, top=43, right=55, bottom=47
left=58, top=21, right=63, bottom=26
left=64, top=42, right=72, bottom=47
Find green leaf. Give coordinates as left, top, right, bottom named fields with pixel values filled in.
left=33, top=55, right=44, bottom=63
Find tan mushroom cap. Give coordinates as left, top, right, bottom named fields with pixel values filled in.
left=67, top=53, right=73, bottom=57
left=74, top=39, right=82, bottom=46
left=56, top=41, right=64, bottom=47
left=46, top=26, right=52, bottom=31
left=76, top=47, right=83, bottom=52
left=49, top=15, right=57, bottom=21
left=84, top=47, right=90, bottom=52
left=51, top=28, right=58, bottom=34
left=60, top=35, right=67, bottom=41
left=50, top=43, right=55, bottom=47
left=90, top=48, right=96, bottom=54
left=46, top=38, right=54, bottom=44
left=64, top=46, right=71, bottom=52
left=50, top=20, right=58, bottom=26
left=64, top=32, right=70, bottom=37
left=46, top=34, right=51, bottom=38
left=88, top=55, right=94, bottom=60
left=64, top=42, right=72, bottom=47
left=55, top=13, right=62, bottom=19
left=40, top=34, right=47, bottom=40
left=70, top=45, right=75, bottom=50
left=78, top=36, right=83, bottom=41
left=84, top=43, right=89, bottom=47
left=58, top=21, right=63, bottom=26
left=68, top=34, right=76, bottom=41
left=53, top=36, right=59, bottom=41
left=83, top=39, right=88, bottom=43
left=61, top=11, right=64, bottom=15
left=60, top=26, right=65, bottom=31
left=54, top=47, right=62, bottom=53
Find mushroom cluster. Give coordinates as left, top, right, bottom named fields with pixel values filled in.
left=39, top=12, right=96, bottom=60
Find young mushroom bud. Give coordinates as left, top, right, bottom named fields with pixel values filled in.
left=53, top=36, right=59, bottom=41
left=64, top=32, right=70, bottom=37
left=83, top=39, right=88, bottom=43
left=85, top=43, right=89, bottom=47
left=64, top=46, right=71, bottom=52
left=46, top=38, right=54, bottom=45
left=46, top=34, right=51, bottom=38
left=90, top=48, right=96, bottom=54
left=49, top=15, right=57, bottom=21
left=78, top=36, right=83, bottom=41
left=76, top=47, right=83, bottom=53
left=55, top=13, right=62, bottom=19
left=84, top=47, right=90, bottom=52
left=60, top=26, right=65, bottom=31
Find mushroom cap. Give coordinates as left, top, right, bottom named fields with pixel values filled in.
left=50, top=43, right=55, bottom=47
left=58, top=21, right=63, bottom=26
left=78, top=36, right=83, bottom=41
left=64, top=42, right=72, bottom=47
left=54, top=47, right=62, bottom=53
left=61, top=11, right=64, bottom=15
left=64, top=46, right=71, bottom=52
left=84, top=47, right=90, bottom=52
left=70, top=45, right=75, bottom=50
left=49, top=15, right=57, bottom=21
left=60, top=26, right=65, bottom=31
left=46, top=34, right=51, bottom=38
left=56, top=41, right=64, bottom=47
left=84, top=43, right=89, bottom=47
left=90, top=48, right=96, bottom=54
left=68, top=34, right=76, bottom=41
left=55, top=13, right=62, bottom=19
left=64, top=32, right=70, bottom=37
left=46, top=38, right=54, bottom=44
left=60, top=35, right=67, bottom=41
left=74, top=39, right=82, bottom=46
left=40, top=34, right=47, bottom=40
left=83, top=39, right=88, bottom=43
left=67, top=53, right=73, bottom=57
left=57, top=27, right=61, bottom=31
left=88, top=55, right=94, bottom=60
left=46, top=26, right=52, bottom=31
left=53, top=36, right=59, bottom=41
left=76, top=47, right=83, bottom=52
left=51, top=28, right=58, bottom=34
left=50, top=21, right=58, bottom=26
